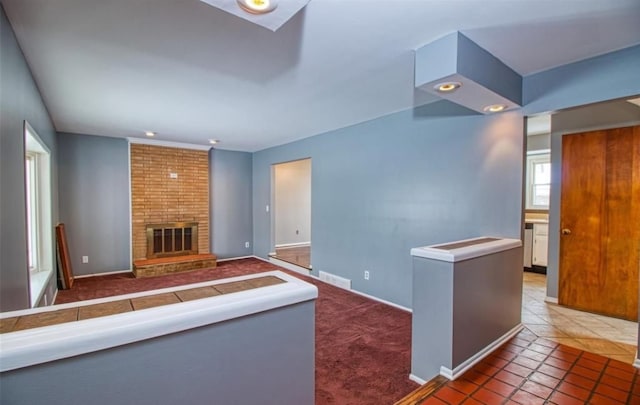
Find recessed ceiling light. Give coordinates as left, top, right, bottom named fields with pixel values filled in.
left=145, top=131, right=156, bottom=137
left=483, top=104, right=506, bottom=113
left=434, top=82, right=461, bottom=93
left=237, top=0, right=277, bottom=14
left=209, top=139, right=220, bottom=145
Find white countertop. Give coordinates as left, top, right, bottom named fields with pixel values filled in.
left=525, top=219, right=549, bottom=224
left=0, top=271, right=317, bottom=372
left=411, top=236, right=522, bottom=262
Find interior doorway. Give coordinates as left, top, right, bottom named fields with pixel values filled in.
left=271, top=158, right=311, bottom=270
left=522, top=98, right=640, bottom=324
left=559, top=125, right=640, bottom=321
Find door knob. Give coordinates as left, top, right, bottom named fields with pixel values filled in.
left=562, top=228, right=572, bottom=235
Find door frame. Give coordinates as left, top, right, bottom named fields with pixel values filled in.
left=269, top=157, right=312, bottom=269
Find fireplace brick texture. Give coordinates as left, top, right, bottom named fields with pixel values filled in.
left=131, top=144, right=210, bottom=260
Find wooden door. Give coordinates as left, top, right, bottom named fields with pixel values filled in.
left=559, top=125, right=640, bottom=321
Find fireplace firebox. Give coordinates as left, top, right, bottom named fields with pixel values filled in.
left=146, top=222, right=198, bottom=259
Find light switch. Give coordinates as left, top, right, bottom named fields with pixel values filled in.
left=169, top=173, right=178, bottom=179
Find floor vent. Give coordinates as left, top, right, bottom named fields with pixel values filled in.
left=319, top=271, right=351, bottom=290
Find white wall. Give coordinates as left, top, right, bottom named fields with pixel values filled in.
left=274, top=159, right=311, bottom=246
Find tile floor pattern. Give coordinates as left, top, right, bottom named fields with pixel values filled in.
left=522, top=272, right=638, bottom=364
left=419, top=328, right=640, bottom=404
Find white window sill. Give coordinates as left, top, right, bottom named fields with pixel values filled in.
left=30, top=269, right=53, bottom=307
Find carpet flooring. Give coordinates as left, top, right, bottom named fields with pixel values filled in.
left=56, top=258, right=418, bottom=404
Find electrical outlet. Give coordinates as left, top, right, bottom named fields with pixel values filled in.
left=266, top=205, right=270, bottom=212
left=82, top=256, right=89, bottom=264
left=245, top=241, right=250, bottom=248
left=364, top=270, right=370, bottom=280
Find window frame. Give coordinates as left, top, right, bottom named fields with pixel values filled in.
left=25, top=152, right=40, bottom=272
left=526, top=151, right=551, bottom=211
left=24, top=121, right=54, bottom=307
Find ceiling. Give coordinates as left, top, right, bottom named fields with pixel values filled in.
left=3, top=0, right=640, bottom=152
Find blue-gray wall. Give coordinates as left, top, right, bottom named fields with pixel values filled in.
left=57, top=133, right=130, bottom=276
left=523, top=44, right=640, bottom=115
left=254, top=105, right=525, bottom=308
left=0, top=5, right=58, bottom=311
left=210, top=148, right=254, bottom=259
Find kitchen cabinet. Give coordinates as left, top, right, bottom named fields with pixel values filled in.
left=532, top=223, right=548, bottom=266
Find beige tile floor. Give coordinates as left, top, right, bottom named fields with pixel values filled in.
left=522, top=271, right=638, bottom=364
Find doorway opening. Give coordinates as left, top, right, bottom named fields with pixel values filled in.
left=520, top=97, right=640, bottom=363
left=270, top=158, right=311, bottom=270
left=524, top=114, right=551, bottom=274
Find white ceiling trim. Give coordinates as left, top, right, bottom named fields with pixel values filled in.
left=127, top=137, right=213, bottom=151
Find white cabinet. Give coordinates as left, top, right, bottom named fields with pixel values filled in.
left=532, top=223, right=548, bottom=266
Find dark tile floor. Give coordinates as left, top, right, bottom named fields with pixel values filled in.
left=411, top=328, right=639, bottom=404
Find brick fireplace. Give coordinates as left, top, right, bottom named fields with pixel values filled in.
left=130, top=143, right=216, bottom=277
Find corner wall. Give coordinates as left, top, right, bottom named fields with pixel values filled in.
left=210, top=149, right=254, bottom=259
left=54, top=138, right=254, bottom=273
left=0, top=5, right=58, bottom=311
left=57, top=133, right=130, bottom=276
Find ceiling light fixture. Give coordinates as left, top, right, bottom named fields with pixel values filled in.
left=237, top=0, right=277, bottom=14
left=145, top=131, right=156, bottom=137
left=209, top=139, right=220, bottom=145
left=483, top=104, right=506, bottom=113
left=434, top=82, right=461, bottom=93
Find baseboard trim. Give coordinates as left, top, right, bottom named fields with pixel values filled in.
left=409, top=374, right=427, bottom=385
left=350, top=288, right=412, bottom=313
left=440, top=323, right=524, bottom=380
left=217, top=255, right=254, bottom=262
left=545, top=296, right=559, bottom=304
left=73, top=269, right=132, bottom=279
left=268, top=257, right=312, bottom=276
left=275, top=242, right=310, bottom=248
left=257, top=255, right=412, bottom=312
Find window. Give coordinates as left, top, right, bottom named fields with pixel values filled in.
left=25, top=153, right=39, bottom=271
left=24, top=122, right=53, bottom=307
left=526, top=152, right=551, bottom=210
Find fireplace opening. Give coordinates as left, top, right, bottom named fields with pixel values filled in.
left=146, top=222, right=198, bottom=259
